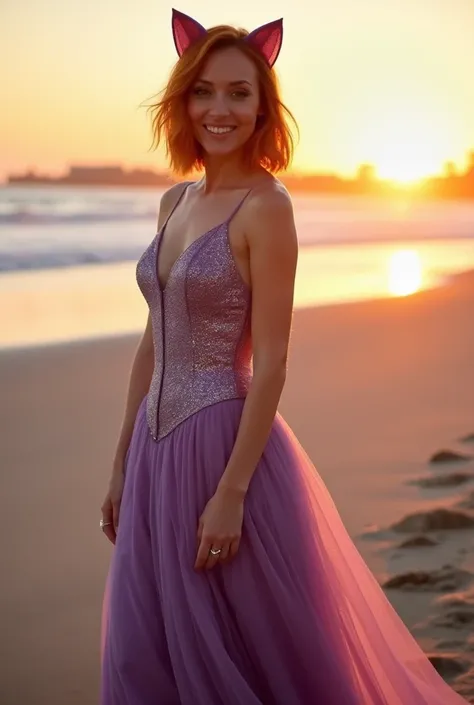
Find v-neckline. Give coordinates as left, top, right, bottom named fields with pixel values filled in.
left=155, top=221, right=225, bottom=292
left=154, top=181, right=253, bottom=292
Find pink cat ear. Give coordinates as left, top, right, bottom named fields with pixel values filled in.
left=171, top=8, right=207, bottom=57
left=244, top=18, right=283, bottom=67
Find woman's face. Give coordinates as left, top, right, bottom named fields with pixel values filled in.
left=188, top=47, right=261, bottom=159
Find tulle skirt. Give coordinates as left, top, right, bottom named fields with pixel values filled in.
left=101, top=396, right=469, bottom=704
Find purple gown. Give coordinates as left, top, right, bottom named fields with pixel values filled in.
left=101, top=183, right=469, bottom=704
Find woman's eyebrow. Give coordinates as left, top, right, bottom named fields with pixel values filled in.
left=195, top=79, right=252, bottom=87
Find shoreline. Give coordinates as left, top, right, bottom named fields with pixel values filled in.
left=1, top=266, right=473, bottom=354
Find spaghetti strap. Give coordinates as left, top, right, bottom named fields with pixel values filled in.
left=225, top=188, right=253, bottom=225
left=158, top=182, right=192, bottom=233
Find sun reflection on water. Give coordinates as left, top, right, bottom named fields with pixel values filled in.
left=388, top=250, right=422, bottom=296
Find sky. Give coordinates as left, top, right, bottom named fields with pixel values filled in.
left=1, top=0, right=474, bottom=182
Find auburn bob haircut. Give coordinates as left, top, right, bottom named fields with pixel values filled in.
left=147, top=24, right=298, bottom=175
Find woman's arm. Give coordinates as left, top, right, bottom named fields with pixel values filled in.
left=217, top=185, right=298, bottom=494
left=194, top=184, right=298, bottom=569
left=112, top=312, right=154, bottom=471
left=103, top=318, right=154, bottom=541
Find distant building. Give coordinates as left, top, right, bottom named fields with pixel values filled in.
left=7, top=164, right=174, bottom=188
left=443, top=161, right=457, bottom=178
left=467, top=150, right=474, bottom=176
left=356, top=164, right=377, bottom=183
left=69, top=165, right=123, bottom=177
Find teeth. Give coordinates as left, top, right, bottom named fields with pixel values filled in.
left=205, top=125, right=235, bottom=134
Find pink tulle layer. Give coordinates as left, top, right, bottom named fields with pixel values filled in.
left=101, top=397, right=469, bottom=704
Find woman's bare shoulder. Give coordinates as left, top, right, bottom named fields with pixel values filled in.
left=242, top=177, right=297, bottom=258
left=156, top=181, right=190, bottom=230
left=245, top=178, right=294, bottom=227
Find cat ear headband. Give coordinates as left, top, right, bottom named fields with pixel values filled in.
left=171, top=8, right=283, bottom=68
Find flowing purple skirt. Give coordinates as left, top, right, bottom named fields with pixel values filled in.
left=101, top=396, right=468, bottom=704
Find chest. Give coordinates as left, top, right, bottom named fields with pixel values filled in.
left=158, top=204, right=248, bottom=289
left=136, top=225, right=250, bottom=307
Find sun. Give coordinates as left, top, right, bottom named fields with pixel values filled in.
left=358, top=103, right=451, bottom=183
left=375, top=139, right=437, bottom=183
left=388, top=250, right=422, bottom=296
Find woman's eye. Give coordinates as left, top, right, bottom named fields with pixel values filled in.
left=192, top=88, right=249, bottom=99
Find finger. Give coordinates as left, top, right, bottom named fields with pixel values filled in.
left=204, top=544, right=224, bottom=571
left=102, top=524, right=116, bottom=544
left=228, top=537, right=240, bottom=560
left=196, top=520, right=204, bottom=548
left=217, top=541, right=231, bottom=563
left=112, top=501, right=121, bottom=534
left=101, top=508, right=116, bottom=544
left=194, top=537, right=212, bottom=571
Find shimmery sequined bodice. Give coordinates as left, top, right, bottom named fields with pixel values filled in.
left=136, top=185, right=253, bottom=441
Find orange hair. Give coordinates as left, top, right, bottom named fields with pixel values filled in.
left=146, top=24, right=298, bottom=176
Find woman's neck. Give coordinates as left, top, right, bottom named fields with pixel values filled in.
left=200, top=154, right=264, bottom=193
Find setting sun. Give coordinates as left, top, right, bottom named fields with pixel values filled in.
left=388, top=250, right=422, bottom=296
left=358, top=103, right=454, bottom=183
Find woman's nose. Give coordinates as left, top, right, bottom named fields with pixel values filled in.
left=207, top=94, right=231, bottom=116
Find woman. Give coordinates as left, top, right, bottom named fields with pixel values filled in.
left=100, top=9, right=470, bottom=704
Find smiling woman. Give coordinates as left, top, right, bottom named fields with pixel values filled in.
left=146, top=14, right=298, bottom=175
left=99, top=8, right=472, bottom=705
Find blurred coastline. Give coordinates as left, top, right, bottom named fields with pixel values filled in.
left=4, top=149, right=474, bottom=200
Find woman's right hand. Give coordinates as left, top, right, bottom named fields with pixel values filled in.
left=100, top=467, right=125, bottom=545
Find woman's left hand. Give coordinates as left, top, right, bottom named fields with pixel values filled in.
left=194, top=485, right=245, bottom=570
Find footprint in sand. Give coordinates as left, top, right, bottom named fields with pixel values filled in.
left=429, top=449, right=473, bottom=464
left=391, top=508, right=474, bottom=533
left=408, top=472, right=474, bottom=488
left=382, top=564, right=473, bottom=592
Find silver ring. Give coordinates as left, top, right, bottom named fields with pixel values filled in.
left=209, top=547, right=222, bottom=556
left=100, top=519, right=113, bottom=529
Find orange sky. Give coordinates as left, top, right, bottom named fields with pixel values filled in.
left=1, top=0, right=474, bottom=183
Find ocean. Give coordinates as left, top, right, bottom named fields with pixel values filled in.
left=1, top=184, right=474, bottom=348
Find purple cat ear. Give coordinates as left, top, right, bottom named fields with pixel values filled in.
left=171, top=8, right=207, bottom=57
left=244, top=18, right=283, bottom=67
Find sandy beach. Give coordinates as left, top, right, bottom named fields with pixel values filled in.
left=1, top=271, right=474, bottom=704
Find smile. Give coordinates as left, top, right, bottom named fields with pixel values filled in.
left=204, top=125, right=236, bottom=134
